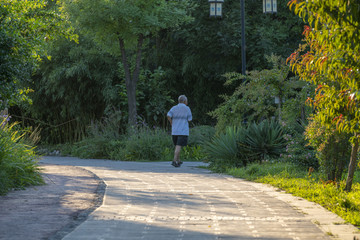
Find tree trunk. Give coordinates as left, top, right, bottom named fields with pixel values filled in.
left=301, top=105, right=306, bottom=122
left=118, top=34, right=144, bottom=126
left=345, top=135, right=359, bottom=192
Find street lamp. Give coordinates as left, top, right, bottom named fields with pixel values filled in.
left=209, top=0, right=224, bottom=18
left=209, top=0, right=277, bottom=76
left=263, top=0, right=277, bottom=14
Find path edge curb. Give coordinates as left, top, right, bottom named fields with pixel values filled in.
left=47, top=165, right=107, bottom=240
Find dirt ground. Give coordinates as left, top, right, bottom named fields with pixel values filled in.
left=0, top=164, right=105, bottom=240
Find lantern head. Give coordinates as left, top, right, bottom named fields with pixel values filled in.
left=209, top=0, right=224, bottom=18
left=263, top=0, right=277, bottom=14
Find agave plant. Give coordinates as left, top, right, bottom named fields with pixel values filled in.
left=244, top=119, right=287, bottom=161
left=203, top=126, right=247, bottom=169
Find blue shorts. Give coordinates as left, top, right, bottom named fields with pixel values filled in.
left=172, top=135, right=188, bottom=147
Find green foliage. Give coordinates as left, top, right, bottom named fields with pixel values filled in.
left=305, top=118, right=351, bottom=181
left=210, top=56, right=309, bottom=132
left=60, top=0, right=194, bottom=125
left=227, top=162, right=305, bottom=181
left=136, top=67, right=174, bottom=127
left=109, top=127, right=173, bottom=161
left=203, top=120, right=287, bottom=171
left=152, top=0, right=304, bottom=124
left=68, top=124, right=210, bottom=162
left=288, top=1, right=360, bottom=190
left=28, top=35, right=175, bottom=143
left=181, top=145, right=206, bottom=162
left=245, top=120, right=287, bottom=161
left=203, top=126, right=247, bottom=171
left=0, top=121, right=43, bottom=195
left=71, top=137, right=110, bottom=159
left=261, top=175, right=360, bottom=226
left=188, top=125, right=216, bottom=146
left=281, top=132, right=318, bottom=169
left=68, top=112, right=124, bottom=159
left=0, top=0, right=76, bottom=109
left=60, top=0, right=193, bottom=52
left=27, top=34, right=123, bottom=143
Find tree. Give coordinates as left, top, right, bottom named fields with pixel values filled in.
left=210, top=55, right=309, bottom=132
left=287, top=0, right=360, bottom=191
left=60, top=0, right=193, bottom=126
left=0, top=0, right=76, bottom=109
left=29, top=35, right=121, bottom=143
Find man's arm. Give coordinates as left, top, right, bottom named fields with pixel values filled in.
left=188, top=108, right=192, bottom=122
left=167, top=116, right=172, bottom=125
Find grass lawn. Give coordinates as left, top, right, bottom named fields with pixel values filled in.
left=225, top=162, right=360, bottom=227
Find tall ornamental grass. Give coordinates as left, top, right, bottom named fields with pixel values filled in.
left=0, top=121, right=43, bottom=195
left=110, top=127, right=173, bottom=161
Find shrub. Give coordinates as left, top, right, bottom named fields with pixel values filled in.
left=68, top=111, right=124, bottom=159
left=305, top=118, right=351, bottom=181
left=281, top=132, right=318, bottom=169
left=203, top=120, right=287, bottom=172
left=245, top=120, right=287, bottom=161
left=110, top=127, right=173, bottom=161
left=188, top=125, right=215, bottom=146
left=0, top=121, right=43, bottom=195
left=71, top=136, right=111, bottom=159
left=203, top=126, right=248, bottom=171
left=182, top=145, right=207, bottom=161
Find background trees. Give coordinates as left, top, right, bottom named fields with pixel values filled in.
left=60, top=0, right=193, bottom=126
left=0, top=0, right=76, bottom=195
left=0, top=0, right=76, bottom=109
left=154, top=0, right=304, bottom=124
left=8, top=0, right=304, bottom=143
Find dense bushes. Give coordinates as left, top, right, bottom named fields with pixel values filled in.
left=109, top=128, right=173, bottom=161
left=305, top=118, right=351, bottom=182
left=0, top=121, right=43, bottom=195
left=63, top=123, right=213, bottom=162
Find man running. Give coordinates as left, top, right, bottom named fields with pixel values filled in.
left=167, top=95, right=192, bottom=167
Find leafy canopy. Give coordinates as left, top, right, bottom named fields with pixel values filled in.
left=60, top=0, right=193, bottom=53
left=287, top=0, right=360, bottom=140
left=0, top=0, right=77, bottom=109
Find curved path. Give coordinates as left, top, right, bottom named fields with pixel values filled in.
left=41, top=157, right=358, bottom=240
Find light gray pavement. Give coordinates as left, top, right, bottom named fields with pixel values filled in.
left=41, top=156, right=360, bottom=240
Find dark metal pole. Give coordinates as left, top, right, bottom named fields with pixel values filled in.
left=241, top=0, right=246, bottom=75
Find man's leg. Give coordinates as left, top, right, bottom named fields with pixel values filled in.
left=174, top=145, right=182, bottom=164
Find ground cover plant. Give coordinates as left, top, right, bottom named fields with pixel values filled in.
left=0, top=120, right=43, bottom=195
left=226, top=162, right=360, bottom=226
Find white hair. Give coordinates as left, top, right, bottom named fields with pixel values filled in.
left=178, top=95, right=187, bottom=103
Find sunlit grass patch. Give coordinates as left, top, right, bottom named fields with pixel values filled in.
left=225, top=162, right=360, bottom=227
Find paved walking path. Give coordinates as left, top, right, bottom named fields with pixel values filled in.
left=41, top=157, right=360, bottom=240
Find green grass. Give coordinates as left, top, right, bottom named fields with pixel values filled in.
left=226, top=162, right=360, bottom=227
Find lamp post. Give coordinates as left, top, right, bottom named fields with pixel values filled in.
left=240, top=0, right=245, bottom=75
left=209, top=0, right=277, bottom=75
